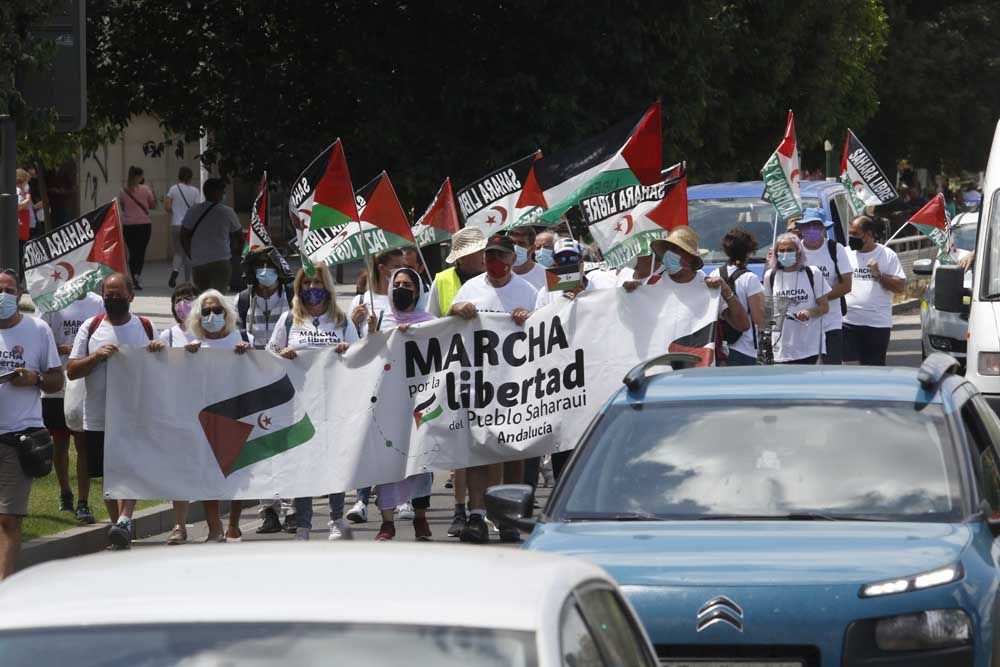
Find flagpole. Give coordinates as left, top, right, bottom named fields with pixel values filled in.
left=355, top=219, right=379, bottom=329
left=413, top=242, right=435, bottom=283
left=883, top=222, right=909, bottom=246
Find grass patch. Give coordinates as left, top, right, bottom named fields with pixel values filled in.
left=24, top=444, right=161, bottom=542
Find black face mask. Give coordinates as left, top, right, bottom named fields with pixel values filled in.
left=848, top=236, right=865, bottom=251
left=391, top=287, right=415, bottom=311
left=456, top=266, right=480, bottom=283
left=103, top=296, right=130, bottom=318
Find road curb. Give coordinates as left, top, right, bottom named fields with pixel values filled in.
left=17, top=501, right=230, bottom=571
left=892, top=298, right=920, bottom=314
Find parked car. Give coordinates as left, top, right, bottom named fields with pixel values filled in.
left=0, top=543, right=658, bottom=667
left=688, top=180, right=853, bottom=278
left=914, top=211, right=979, bottom=363
left=491, top=353, right=1000, bottom=666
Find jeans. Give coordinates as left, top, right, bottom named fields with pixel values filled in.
left=170, top=226, right=192, bottom=281
left=726, top=349, right=757, bottom=366
left=292, top=492, right=345, bottom=529
left=356, top=486, right=372, bottom=505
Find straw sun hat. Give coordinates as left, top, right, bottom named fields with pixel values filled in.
left=445, top=227, right=488, bottom=264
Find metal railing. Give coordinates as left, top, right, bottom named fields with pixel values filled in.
left=887, top=234, right=936, bottom=279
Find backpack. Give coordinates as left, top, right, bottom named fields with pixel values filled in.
left=825, top=238, right=848, bottom=316
left=719, top=265, right=755, bottom=347
left=768, top=266, right=818, bottom=309
left=85, top=313, right=154, bottom=346
left=237, top=285, right=294, bottom=343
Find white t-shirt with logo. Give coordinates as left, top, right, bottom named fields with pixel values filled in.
left=710, top=266, right=764, bottom=358
left=802, top=241, right=852, bottom=333
left=453, top=273, right=538, bottom=314
left=844, top=244, right=905, bottom=329
left=763, top=267, right=831, bottom=362
left=267, top=312, right=360, bottom=352
left=514, top=263, right=548, bottom=291
left=0, top=315, right=61, bottom=434
left=69, top=315, right=157, bottom=431
left=166, top=183, right=202, bottom=226
left=41, top=293, right=105, bottom=399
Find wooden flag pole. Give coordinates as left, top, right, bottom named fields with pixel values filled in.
left=356, top=219, right=378, bottom=329
left=413, top=241, right=435, bottom=284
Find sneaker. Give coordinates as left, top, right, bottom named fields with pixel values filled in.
left=295, top=527, right=310, bottom=541
left=375, top=521, right=396, bottom=541
left=166, top=526, right=187, bottom=545
left=396, top=502, right=415, bottom=520
left=485, top=516, right=500, bottom=534
left=256, top=507, right=282, bottom=534
left=414, top=517, right=433, bottom=542
left=459, top=514, right=489, bottom=544
left=133, top=275, right=143, bottom=291
left=447, top=512, right=467, bottom=538
left=108, top=518, right=132, bottom=550
left=346, top=500, right=368, bottom=524
left=58, top=491, right=74, bottom=513
left=76, top=502, right=95, bottom=524
left=499, top=527, right=522, bottom=544
left=282, top=514, right=298, bottom=534
left=327, top=519, right=349, bottom=541
left=168, top=271, right=178, bottom=288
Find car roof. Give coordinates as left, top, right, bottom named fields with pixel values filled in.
left=688, top=180, right=844, bottom=201
left=611, top=366, right=946, bottom=406
left=0, top=543, right=612, bottom=631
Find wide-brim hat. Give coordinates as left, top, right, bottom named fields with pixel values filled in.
left=445, top=227, right=488, bottom=264
left=650, top=227, right=707, bottom=270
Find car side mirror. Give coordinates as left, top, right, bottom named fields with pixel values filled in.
left=978, top=501, right=1000, bottom=538
left=486, top=484, right=537, bottom=533
left=934, top=265, right=965, bottom=313
left=913, top=258, right=933, bottom=276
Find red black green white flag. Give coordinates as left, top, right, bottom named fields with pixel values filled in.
left=456, top=151, right=542, bottom=234
left=908, top=194, right=966, bottom=265
left=22, top=200, right=128, bottom=313
left=840, top=129, right=898, bottom=215
left=760, top=110, right=802, bottom=224
left=412, top=178, right=460, bottom=248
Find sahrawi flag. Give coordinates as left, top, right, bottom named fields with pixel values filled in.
left=581, top=161, right=687, bottom=269
left=840, top=129, right=898, bottom=215
left=411, top=177, right=460, bottom=248
left=523, top=100, right=663, bottom=229
left=908, top=194, right=967, bottom=265
left=760, top=109, right=802, bottom=224
left=23, top=201, right=127, bottom=313
left=456, top=151, right=542, bottom=234
left=243, top=172, right=272, bottom=256
left=198, top=374, right=314, bottom=477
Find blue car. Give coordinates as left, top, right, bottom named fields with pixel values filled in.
left=689, top=180, right=854, bottom=279
left=488, top=353, right=1000, bottom=666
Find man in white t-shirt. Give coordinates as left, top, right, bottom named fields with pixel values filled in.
left=67, top=273, right=157, bottom=550
left=40, top=291, right=105, bottom=523
left=0, top=269, right=63, bottom=578
left=507, top=226, right=548, bottom=290
left=449, top=234, right=537, bottom=545
left=164, top=166, right=202, bottom=288
left=795, top=208, right=853, bottom=365
left=844, top=216, right=906, bottom=366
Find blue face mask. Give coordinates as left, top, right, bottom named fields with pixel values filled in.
left=778, top=250, right=798, bottom=268
left=0, top=292, right=17, bottom=320
left=535, top=248, right=555, bottom=268
left=513, top=245, right=529, bottom=267
left=662, top=250, right=683, bottom=275
left=256, top=267, right=278, bottom=287
left=201, top=312, right=226, bottom=333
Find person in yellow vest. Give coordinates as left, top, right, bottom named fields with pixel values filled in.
left=426, top=227, right=486, bottom=317
left=424, top=226, right=486, bottom=537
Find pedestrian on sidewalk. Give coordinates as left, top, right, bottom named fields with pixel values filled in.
left=67, top=273, right=157, bottom=550
left=180, top=179, right=242, bottom=293
left=120, top=166, right=157, bottom=291
left=0, top=269, right=64, bottom=578
left=164, top=166, right=201, bottom=288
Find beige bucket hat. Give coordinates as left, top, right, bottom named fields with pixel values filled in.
left=650, top=227, right=708, bottom=270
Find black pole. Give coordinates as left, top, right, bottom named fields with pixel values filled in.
left=0, top=115, right=17, bottom=275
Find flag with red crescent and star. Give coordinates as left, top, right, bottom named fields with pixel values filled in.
left=22, top=201, right=128, bottom=313
left=455, top=151, right=542, bottom=234
left=760, top=109, right=802, bottom=224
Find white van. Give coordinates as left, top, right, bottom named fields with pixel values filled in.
left=963, top=120, right=1000, bottom=410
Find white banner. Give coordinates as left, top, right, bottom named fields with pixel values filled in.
left=105, top=285, right=719, bottom=500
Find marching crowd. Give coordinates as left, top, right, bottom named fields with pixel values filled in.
left=0, top=184, right=908, bottom=575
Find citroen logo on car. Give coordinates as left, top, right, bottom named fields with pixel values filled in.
left=696, top=596, right=744, bottom=633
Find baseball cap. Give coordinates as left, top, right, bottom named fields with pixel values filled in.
left=485, top=234, right=515, bottom=253
left=553, top=238, right=582, bottom=258
left=796, top=207, right=833, bottom=228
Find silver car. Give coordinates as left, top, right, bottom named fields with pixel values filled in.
left=914, top=212, right=978, bottom=363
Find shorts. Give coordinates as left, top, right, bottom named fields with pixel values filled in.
left=0, top=433, right=33, bottom=516
left=843, top=324, right=891, bottom=366
left=777, top=355, right=819, bottom=366
left=822, top=328, right=844, bottom=365
left=42, top=397, right=69, bottom=437
left=83, top=430, right=105, bottom=479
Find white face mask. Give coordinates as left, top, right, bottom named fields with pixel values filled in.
left=201, top=312, right=226, bottom=333
left=513, top=245, right=529, bottom=267
left=0, top=292, right=17, bottom=320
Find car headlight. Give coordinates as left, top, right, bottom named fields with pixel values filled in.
left=979, top=352, right=1000, bottom=375
left=859, top=563, right=963, bottom=598
left=875, top=609, right=971, bottom=651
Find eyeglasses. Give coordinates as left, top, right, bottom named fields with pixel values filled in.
left=201, top=306, right=224, bottom=316
left=0, top=268, right=17, bottom=278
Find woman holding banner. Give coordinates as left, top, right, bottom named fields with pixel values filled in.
left=269, top=264, right=358, bottom=540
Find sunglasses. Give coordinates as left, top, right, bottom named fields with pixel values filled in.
left=555, top=254, right=581, bottom=266
left=201, top=306, right=224, bottom=316
left=1, top=268, right=17, bottom=278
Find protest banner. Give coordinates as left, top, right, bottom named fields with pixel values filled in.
left=104, top=284, right=719, bottom=500
left=23, top=201, right=127, bottom=314
left=840, top=129, right=899, bottom=215
left=412, top=177, right=461, bottom=248
left=761, top=110, right=802, bottom=225
left=456, top=151, right=542, bottom=234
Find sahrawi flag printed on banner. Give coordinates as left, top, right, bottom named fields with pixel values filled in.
left=23, top=201, right=128, bottom=313
left=243, top=172, right=272, bottom=256
left=760, top=109, right=802, bottom=224
left=840, top=129, right=899, bottom=216
left=581, top=161, right=687, bottom=269
left=411, top=178, right=461, bottom=248
left=908, top=194, right=967, bottom=265
left=456, top=151, right=542, bottom=234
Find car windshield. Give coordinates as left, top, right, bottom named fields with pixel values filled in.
left=688, top=196, right=820, bottom=263
left=953, top=224, right=978, bottom=252
left=0, top=623, right=537, bottom=667
left=555, top=400, right=962, bottom=522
